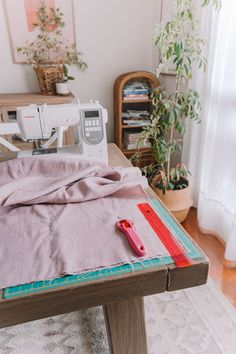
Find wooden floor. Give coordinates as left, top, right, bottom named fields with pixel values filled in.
left=182, top=208, right=236, bottom=308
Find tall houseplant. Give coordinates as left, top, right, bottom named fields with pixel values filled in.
left=17, top=1, right=87, bottom=95
left=136, top=0, right=221, bottom=222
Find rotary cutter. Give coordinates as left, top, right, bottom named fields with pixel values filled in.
left=116, top=219, right=146, bottom=257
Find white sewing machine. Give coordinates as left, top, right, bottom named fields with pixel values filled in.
left=0, top=100, right=108, bottom=164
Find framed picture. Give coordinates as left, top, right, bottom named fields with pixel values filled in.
left=4, top=0, right=76, bottom=63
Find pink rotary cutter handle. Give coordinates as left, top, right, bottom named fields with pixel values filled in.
left=116, top=219, right=146, bottom=257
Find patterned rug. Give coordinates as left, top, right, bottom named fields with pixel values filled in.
left=0, top=278, right=236, bottom=354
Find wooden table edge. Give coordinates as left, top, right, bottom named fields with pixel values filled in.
left=0, top=266, right=168, bottom=329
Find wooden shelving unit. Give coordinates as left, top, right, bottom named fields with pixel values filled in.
left=114, top=71, right=159, bottom=167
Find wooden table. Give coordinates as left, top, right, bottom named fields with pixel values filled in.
left=0, top=144, right=209, bottom=354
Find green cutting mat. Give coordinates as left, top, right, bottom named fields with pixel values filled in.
left=3, top=199, right=203, bottom=299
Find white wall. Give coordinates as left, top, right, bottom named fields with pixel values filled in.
left=0, top=0, right=161, bottom=142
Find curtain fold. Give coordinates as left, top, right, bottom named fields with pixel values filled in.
left=182, top=2, right=236, bottom=264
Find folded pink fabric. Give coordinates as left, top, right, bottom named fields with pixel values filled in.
left=0, top=157, right=148, bottom=206
left=0, top=157, right=169, bottom=289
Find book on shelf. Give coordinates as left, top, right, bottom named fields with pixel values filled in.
left=123, top=131, right=151, bottom=150
left=123, top=141, right=151, bottom=150
left=122, top=109, right=151, bottom=126
left=123, top=81, right=151, bottom=100
left=123, top=93, right=149, bottom=98
left=124, top=130, right=142, bottom=142
left=123, top=81, right=150, bottom=93
left=122, top=110, right=150, bottom=118
left=123, top=119, right=151, bottom=126
left=123, top=94, right=149, bottom=101
left=123, top=89, right=149, bottom=95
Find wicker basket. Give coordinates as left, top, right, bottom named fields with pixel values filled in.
left=34, top=66, right=64, bottom=95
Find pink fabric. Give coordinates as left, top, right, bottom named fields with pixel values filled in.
left=0, top=157, right=169, bottom=289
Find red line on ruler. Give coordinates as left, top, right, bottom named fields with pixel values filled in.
left=138, top=203, right=192, bottom=268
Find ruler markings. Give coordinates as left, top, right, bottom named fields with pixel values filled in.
left=138, top=203, right=192, bottom=268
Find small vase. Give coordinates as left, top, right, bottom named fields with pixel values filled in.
left=56, top=82, right=70, bottom=96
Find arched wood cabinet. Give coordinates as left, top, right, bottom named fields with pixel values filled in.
left=114, top=71, right=160, bottom=167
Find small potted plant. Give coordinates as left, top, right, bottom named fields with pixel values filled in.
left=17, top=1, right=87, bottom=95
left=55, top=65, right=75, bottom=96
left=134, top=0, right=220, bottom=222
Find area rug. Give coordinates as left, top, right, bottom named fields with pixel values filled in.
left=0, top=278, right=236, bottom=354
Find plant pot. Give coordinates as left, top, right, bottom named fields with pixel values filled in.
left=152, top=178, right=193, bottom=223
left=34, top=66, right=64, bottom=95
left=56, top=82, right=70, bottom=96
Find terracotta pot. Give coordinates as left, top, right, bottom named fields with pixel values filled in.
left=152, top=178, right=193, bottom=223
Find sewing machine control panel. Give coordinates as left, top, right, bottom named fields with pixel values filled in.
left=81, top=109, right=104, bottom=145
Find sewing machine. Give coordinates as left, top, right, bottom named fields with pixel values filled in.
left=0, top=100, right=108, bottom=164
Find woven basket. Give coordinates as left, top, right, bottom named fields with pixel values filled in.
left=34, top=66, right=64, bottom=95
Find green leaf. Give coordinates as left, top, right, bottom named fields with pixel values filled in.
left=167, top=181, right=175, bottom=190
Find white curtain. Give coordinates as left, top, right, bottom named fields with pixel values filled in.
left=182, top=1, right=236, bottom=264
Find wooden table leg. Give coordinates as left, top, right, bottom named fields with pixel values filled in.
left=103, top=297, right=148, bottom=354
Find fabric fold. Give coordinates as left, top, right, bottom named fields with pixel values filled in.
left=0, top=157, right=148, bottom=206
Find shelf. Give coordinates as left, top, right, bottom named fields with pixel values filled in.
left=122, top=99, right=152, bottom=103
left=122, top=125, right=149, bottom=129
left=114, top=71, right=159, bottom=168
left=122, top=147, right=152, bottom=155
left=0, top=93, right=74, bottom=107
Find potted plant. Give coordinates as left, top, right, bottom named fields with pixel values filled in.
left=17, top=1, right=87, bottom=95
left=134, top=0, right=221, bottom=223
left=55, top=64, right=75, bottom=96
